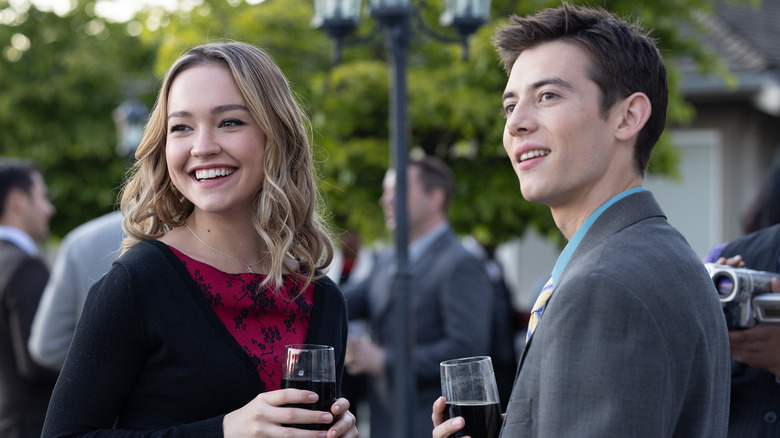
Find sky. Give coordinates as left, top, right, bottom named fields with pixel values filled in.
left=29, top=0, right=182, bottom=21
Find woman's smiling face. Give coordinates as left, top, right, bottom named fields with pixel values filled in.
left=165, top=63, right=267, bottom=218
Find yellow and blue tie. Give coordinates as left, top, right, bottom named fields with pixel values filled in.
left=526, top=277, right=553, bottom=343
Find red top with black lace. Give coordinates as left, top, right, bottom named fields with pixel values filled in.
left=170, top=247, right=314, bottom=391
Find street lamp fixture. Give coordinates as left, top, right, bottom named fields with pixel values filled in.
left=112, top=99, right=149, bottom=158
left=440, top=0, right=491, bottom=58
left=313, top=0, right=490, bottom=63
left=312, top=0, right=362, bottom=64
left=311, top=2, right=489, bottom=437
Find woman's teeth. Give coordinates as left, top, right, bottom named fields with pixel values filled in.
left=195, top=168, right=234, bottom=181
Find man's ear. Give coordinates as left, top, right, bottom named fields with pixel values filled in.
left=430, top=187, right=447, bottom=214
left=614, top=92, right=651, bottom=142
left=2, top=188, right=28, bottom=222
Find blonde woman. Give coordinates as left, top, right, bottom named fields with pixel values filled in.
left=43, top=42, right=356, bottom=437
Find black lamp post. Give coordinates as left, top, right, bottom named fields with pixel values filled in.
left=312, top=1, right=489, bottom=437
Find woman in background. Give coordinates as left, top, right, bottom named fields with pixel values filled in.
left=43, top=41, right=355, bottom=437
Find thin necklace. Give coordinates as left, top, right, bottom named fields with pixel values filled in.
left=184, top=223, right=264, bottom=274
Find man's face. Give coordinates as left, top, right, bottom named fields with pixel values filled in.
left=379, top=166, right=436, bottom=237
left=20, top=171, right=55, bottom=242
left=501, top=41, right=624, bottom=212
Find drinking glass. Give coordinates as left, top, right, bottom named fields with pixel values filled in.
left=281, top=344, right=336, bottom=430
left=440, top=356, right=503, bottom=438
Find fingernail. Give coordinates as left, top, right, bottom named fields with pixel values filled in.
left=309, top=393, right=319, bottom=401
left=322, top=413, right=333, bottom=422
left=318, top=433, right=327, bottom=438
left=453, top=418, right=462, bottom=427
left=332, top=403, right=341, bottom=414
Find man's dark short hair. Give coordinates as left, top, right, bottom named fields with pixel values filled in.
left=409, top=156, right=455, bottom=213
left=0, top=159, right=37, bottom=218
left=492, top=2, right=667, bottom=175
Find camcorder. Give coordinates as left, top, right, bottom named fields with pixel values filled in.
left=704, top=263, right=780, bottom=329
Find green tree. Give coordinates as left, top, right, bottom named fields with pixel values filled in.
left=301, top=0, right=739, bottom=246
left=0, top=0, right=157, bottom=239
left=0, top=0, right=749, bottom=248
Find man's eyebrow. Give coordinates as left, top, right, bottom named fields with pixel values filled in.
left=501, top=77, right=573, bottom=101
left=167, top=104, right=249, bottom=120
left=530, top=77, right=573, bottom=92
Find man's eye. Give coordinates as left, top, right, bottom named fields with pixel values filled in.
left=540, top=92, right=557, bottom=101
left=503, top=104, right=515, bottom=116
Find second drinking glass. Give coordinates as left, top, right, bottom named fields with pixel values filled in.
left=440, top=355, right=503, bottom=438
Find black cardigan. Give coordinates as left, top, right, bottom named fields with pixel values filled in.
left=43, top=240, right=348, bottom=437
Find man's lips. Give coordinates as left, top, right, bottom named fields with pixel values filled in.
left=519, top=149, right=550, bottom=162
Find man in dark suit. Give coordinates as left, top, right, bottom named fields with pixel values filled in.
left=432, top=4, right=731, bottom=437
left=0, top=159, right=58, bottom=438
left=704, top=224, right=780, bottom=438
left=342, top=156, right=497, bottom=438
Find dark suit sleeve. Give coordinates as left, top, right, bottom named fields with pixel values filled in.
left=413, top=252, right=494, bottom=384
left=5, top=257, right=57, bottom=383
left=340, top=273, right=370, bottom=321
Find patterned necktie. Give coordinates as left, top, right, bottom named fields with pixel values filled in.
left=526, top=276, right=554, bottom=343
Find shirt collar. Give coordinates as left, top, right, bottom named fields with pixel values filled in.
left=409, top=221, right=448, bottom=263
left=0, top=225, right=37, bottom=256
left=551, top=187, right=646, bottom=284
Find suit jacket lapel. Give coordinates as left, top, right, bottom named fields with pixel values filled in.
left=515, top=191, right=666, bottom=373
left=370, top=229, right=454, bottom=327
left=369, top=251, right=397, bottom=326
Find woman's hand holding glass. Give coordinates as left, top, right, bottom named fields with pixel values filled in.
left=222, top=391, right=357, bottom=437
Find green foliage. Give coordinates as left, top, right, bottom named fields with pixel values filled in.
left=0, top=0, right=753, bottom=248
left=0, top=0, right=156, bottom=238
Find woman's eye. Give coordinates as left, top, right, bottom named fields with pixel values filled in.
left=220, top=119, right=245, bottom=128
left=169, top=124, right=189, bottom=133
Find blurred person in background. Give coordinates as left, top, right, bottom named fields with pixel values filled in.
left=342, top=155, right=495, bottom=438
left=741, top=160, right=780, bottom=235
left=703, top=159, right=780, bottom=438
left=28, top=210, right=124, bottom=371
left=704, top=226, right=780, bottom=438
left=0, top=158, right=57, bottom=438
left=28, top=120, right=145, bottom=371
left=28, top=102, right=146, bottom=373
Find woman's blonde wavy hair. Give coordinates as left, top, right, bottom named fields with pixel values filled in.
left=119, top=41, right=333, bottom=289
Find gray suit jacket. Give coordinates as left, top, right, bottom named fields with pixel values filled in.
left=343, top=226, right=494, bottom=438
left=501, top=190, right=730, bottom=438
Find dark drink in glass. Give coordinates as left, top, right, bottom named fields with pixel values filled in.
left=445, top=401, right=503, bottom=438
left=281, top=344, right=336, bottom=431
left=440, top=356, right=503, bottom=438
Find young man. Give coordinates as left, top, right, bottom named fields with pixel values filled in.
left=0, top=159, right=58, bottom=438
left=432, top=4, right=730, bottom=437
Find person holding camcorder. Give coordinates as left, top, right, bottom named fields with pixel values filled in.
left=704, top=222, right=780, bottom=438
